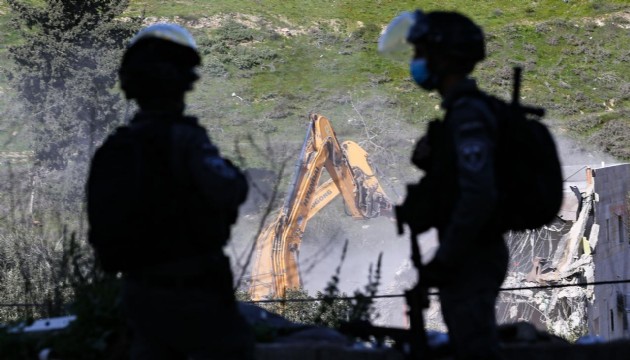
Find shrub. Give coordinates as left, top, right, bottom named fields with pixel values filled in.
left=547, top=36, right=560, bottom=46
left=202, top=56, right=228, bottom=78
left=590, top=117, right=630, bottom=160
left=215, top=20, right=256, bottom=45
left=524, top=43, right=537, bottom=54
left=0, top=221, right=127, bottom=359
left=231, top=47, right=278, bottom=70
left=567, top=114, right=601, bottom=134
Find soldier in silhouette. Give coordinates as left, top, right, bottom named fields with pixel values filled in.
left=390, top=11, right=508, bottom=360
left=87, top=23, right=254, bottom=360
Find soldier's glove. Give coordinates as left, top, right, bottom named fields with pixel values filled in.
left=411, top=119, right=444, bottom=171
left=222, top=158, right=248, bottom=205
left=411, top=134, right=431, bottom=170
left=421, top=259, right=456, bottom=288
left=396, top=182, right=434, bottom=236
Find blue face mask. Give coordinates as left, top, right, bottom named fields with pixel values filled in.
left=410, top=58, right=438, bottom=90
left=410, top=58, right=430, bottom=86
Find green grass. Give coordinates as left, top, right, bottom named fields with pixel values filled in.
left=124, top=0, right=629, bottom=29
left=0, top=0, right=629, bottom=161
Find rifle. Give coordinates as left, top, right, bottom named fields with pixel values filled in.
left=512, top=66, right=545, bottom=118
left=337, top=220, right=431, bottom=360
left=396, top=205, right=430, bottom=359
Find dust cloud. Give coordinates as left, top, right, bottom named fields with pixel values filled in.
left=226, top=102, right=624, bottom=328
left=270, top=191, right=440, bottom=327
left=554, top=133, right=619, bottom=169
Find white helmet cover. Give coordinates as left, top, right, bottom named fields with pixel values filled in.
left=377, top=11, right=416, bottom=56
left=129, top=23, right=197, bottom=50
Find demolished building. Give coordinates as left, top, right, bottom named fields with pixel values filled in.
left=499, top=163, right=630, bottom=341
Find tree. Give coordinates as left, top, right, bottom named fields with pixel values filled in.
left=7, top=0, right=140, bottom=210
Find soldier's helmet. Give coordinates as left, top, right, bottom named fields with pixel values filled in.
left=407, top=11, right=485, bottom=68
left=119, top=23, right=201, bottom=100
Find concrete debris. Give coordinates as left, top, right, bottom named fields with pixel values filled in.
left=501, top=173, right=597, bottom=341
left=587, top=223, right=600, bottom=251
left=501, top=274, right=591, bottom=340
left=550, top=187, right=594, bottom=275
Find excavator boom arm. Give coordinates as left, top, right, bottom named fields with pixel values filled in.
left=249, top=114, right=393, bottom=300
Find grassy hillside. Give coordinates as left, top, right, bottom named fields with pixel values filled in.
left=1, top=1, right=629, bottom=165
left=132, top=0, right=630, bottom=163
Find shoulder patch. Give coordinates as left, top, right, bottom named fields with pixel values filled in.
left=458, top=140, right=488, bottom=172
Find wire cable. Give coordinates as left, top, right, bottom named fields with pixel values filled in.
left=244, top=278, right=630, bottom=304
left=563, top=165, right=587, bottom=182
left=0, top=303, right=47, bottom=308
left=3, top=278, right=630, bottom=307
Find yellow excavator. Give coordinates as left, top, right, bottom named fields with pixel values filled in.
left=249, top=113, right=394, bottom=300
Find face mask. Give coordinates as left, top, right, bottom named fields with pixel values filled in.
left=410, top=58, right=429, bottom=85
left=410, top=58, right=437, bottom=90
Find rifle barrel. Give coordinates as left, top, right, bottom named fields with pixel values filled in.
left=512, top=66, right=522, bottom=107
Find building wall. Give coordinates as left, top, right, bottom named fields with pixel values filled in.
left=590, top=164, right=630, bottom=340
